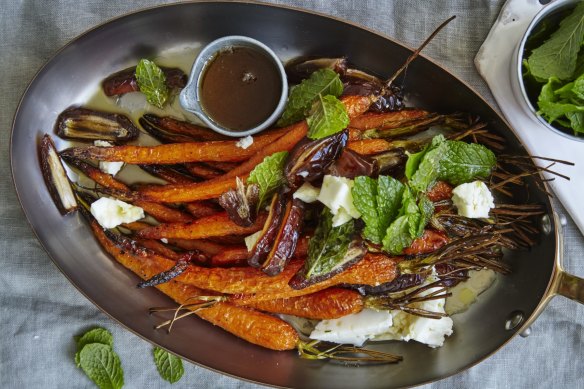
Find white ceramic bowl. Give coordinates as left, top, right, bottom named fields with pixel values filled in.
left=511, top=0, right=584, bottom=142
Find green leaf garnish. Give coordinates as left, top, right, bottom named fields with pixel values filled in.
left=247, top=151, right=289, bottom=208
left=351, top=176, right=404, bottom=244
left=75, top=327, right=114, bottom=368
left=153, top=347, right=184, bottom=384
left=306, top=208, right=355, bottom=277
left=78, top=343, right=124, bottom=389
left=135, top=59, right=169, bottom=109
left=408, top=135, right=496, bottom=191
left=306, top=94, right=349, bottom=140
left=527, top=2, right=584, bottom=81
left=277, top=68, right=344, bottom=127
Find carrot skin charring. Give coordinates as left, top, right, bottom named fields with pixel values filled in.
left=63, top=157, right=193, bottom=223
left=349, top=109, right=431, bottom=130
left=245, top=288, right=364, bottom=319
left=183, top=200, right=222, bottom=218
left=60, top=128, right=289, bottom=164
left=88, top=216, right=298, bottom=351
left=347, top=139, right=392, bottom=155
left=136, top=212, right=267, bottom=240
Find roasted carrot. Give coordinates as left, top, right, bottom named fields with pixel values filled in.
left=167, top=239, right=224, bottom=256
left=60, top=128, right=288, bottom=164
left=136, top=212, right=267, bottom=240
left=136, top=122, right=308, bottom=203
left=89, top=216, right=298, bottom=350
left=139, top=164, right=197, bottom=185
left=403, top=229, right=448, bottom=255
left=210, top=246, right=249, bottom=266
left=349, top=109, right=431, bottom=130
left=183, top=162, right=223, bottom=180
left=143, top=114, right=229, bottom=142
left=347, top=139, right=392, bottom=155
left=183, top=201, right=221, bottom=218
left=244, top=288, right=363, bottom=319
left=177, top=253, right=399, bottom=301
left=427, top=181, right=453, bottom=202
left=341, top=95, right=375, bottom=119
left=134, top=237, right=181, bottom=260
left=64, top=157, right=193, bottom=223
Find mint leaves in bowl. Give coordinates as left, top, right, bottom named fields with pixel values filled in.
left=516, top=0, right=584, bottom=141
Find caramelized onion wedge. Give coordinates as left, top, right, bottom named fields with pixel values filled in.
left=284, top=130, right=348, bottom=189
left=101, top=66, right=187, bottom=96
left=55, top=107, right=139, bottom=142
left=262, top=199, right=305, bottom=276
left=289, top=240, right=367, bottom=290
left=248, top=193, right=287, bottom=268
left=39, top=134, right=78, bottom=215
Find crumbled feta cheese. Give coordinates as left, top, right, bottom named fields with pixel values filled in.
left=317, top=175, right=361, bottom=227
left=310, top=309, right=393, bottom=347
left=90, top=197, right=144, bottom=229
left=94, top=140, right=124, bottom=176
left=445, top=269, right=496, bottom=315
left=375, top=270, right=453, bottom=348
left=160, top=238, right=169, bottom=244
left=236, top=135, right=254, bottom=149
left=451, top=181, right=494, bottom=218
left=244, top=231, right=262, bottom=252
left=293, top=182, right=320, bottom=203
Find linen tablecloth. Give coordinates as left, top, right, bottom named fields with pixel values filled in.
left=2, top=1, right=583, bottom=388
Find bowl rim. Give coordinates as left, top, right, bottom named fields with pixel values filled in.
left=515, top=0, right=584, bottom=143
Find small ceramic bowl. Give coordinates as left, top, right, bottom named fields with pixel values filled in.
left=179, top=36, right=288, bottom=137
left=511, top=0, right=584, bottom=142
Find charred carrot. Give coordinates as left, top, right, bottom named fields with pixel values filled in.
left=60, top=128, right=288, bottom=164
left=89, top=216, right=298, bottom=350
left=167, top=239, right=224, bottom=256
left=183, top=162, right=223, bottom=180
left=341, top=95, right=375, bottom=119
left=347, top=139, right=392, bottom=155
left=64, top=157, right=193, bottom=223
left=139, top=164, right=197, bottom=185
left=183, top=201, right=221, bottom=218
left=349, top=109, right=431, bottom=130
left=244, top=288, right=363, bottom=319
left=136, top=212, right=267, bottom=240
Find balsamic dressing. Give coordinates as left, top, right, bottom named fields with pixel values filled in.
left=199, top=46, right=282, bottom=131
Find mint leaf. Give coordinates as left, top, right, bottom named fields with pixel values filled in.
left=382, top=215, right=413, bottom=255
left=75, top=328, right=114, bottom=368
left=527, top=2, right=584, bottom=80
left=153, top=347, right=184, bottom=384
left=135, top=59, right=169, bottom=109
left=567, top=111, right=584, bottom=133
left=277, top=69, right=343, bottom=127
left=78, top=343, right=124, bottom=389
left=437, top=140, right=496, bottom=185
left=247, top=151, right=288, bottom=208
left=409, top=136, right=447, bottom=192
left=306, top=94, right=349, bottom=139
left=416, top=194, right=435, bottom=237
left=306, top=208, right=355, bottom=277
left=352, top=176, right=404, bottom=244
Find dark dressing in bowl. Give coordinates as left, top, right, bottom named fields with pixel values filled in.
left=200, top=46, right=282, bottom=132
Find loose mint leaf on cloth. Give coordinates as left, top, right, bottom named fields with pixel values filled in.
left=247, top=151, right=288, bottom=208
left=78, top=343, right=124, bottom=389
left=306, top=208, right=355, bottom=277
left=135, top=59, right=169, bottom=109
left=306, top=94, right=349, bottom=139
left=277, top=68, right=343, bottom=127
left=437, top=140, right=497, bottom=185
left=75, top=328, right=114, bottom=368
left=153, top=347, right=184, bottom=384
left=527, top=1, right=584, bottom=80
left=351, top=176, right=404, bottom=244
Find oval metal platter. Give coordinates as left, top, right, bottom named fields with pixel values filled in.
left=11, top=2, right=557, bottom=388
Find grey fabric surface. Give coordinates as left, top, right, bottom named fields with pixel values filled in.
left=2, top=0, right=583, bottom=388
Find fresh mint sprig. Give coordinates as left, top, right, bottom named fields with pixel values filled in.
left=135, top=59, right=169, bottom=109
left=153, top=347, right=184, bottom=384
left=247, top=151, right=289, bottom=209
left=74, top=327, right=124, bottom=389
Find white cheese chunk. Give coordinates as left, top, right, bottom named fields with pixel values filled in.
left=317, top=175, right=361, bottom=227
left=375, top=270, right=453, bottom=348
left=451, top=181, right=494, bottom=218
left=94, top=140, right=124, bottom=176
left=236, top=135, right=254, bottom=149
left=293, top=182, right=320, bottom=203
left=310, top=309, right=393, bottom=347
left=90, top=197, right=144, bottom=229
left=244, top=231, right=262, bottom=252
left=445, top=269, right=496, bottom=315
